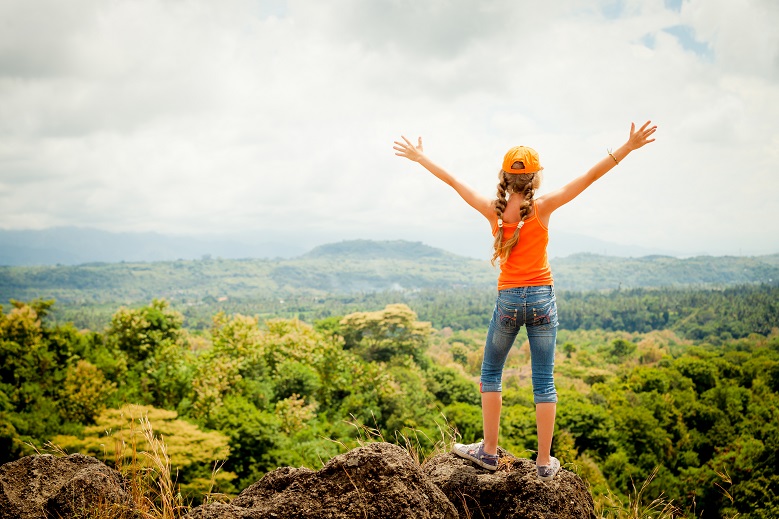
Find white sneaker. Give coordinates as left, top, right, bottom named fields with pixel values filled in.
left=536, top=456, right=560, bottom=481
left=452, top=441, right=499, bottom=471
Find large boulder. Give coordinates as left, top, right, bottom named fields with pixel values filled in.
left=0, top=453, right=136, bottom=519
left=187, top=442, right=458, bottom=519
left=423, top=447, right=596, bottom=519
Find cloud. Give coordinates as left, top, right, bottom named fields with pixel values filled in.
left=684, top=0, right=779, bottom=79
left=0, top=0, right=777, bottom=257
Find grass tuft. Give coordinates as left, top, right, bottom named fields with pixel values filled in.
left=594, top=467, right=680, bottom=519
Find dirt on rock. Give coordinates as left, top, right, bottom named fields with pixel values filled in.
left=423, top=447, right=595, bottom=519
left=0, top=453, right=137, bottom=519
left=187, top=442, right=458, bottom=519
left=0, top=443, right=596, bottom=519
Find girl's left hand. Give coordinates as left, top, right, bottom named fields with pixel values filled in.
left=626, top=121, right=657, bottom=151
left=393, top=136, right=425, bottom=162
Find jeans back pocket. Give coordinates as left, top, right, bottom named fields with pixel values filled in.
left=528, top=296, right=558, bottom=329
left=496, top=298, right=518, bottom=328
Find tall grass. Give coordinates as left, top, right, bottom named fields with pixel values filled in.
left=35, top=412, right=226, bottom=519
left=343, top=411, right=460, bottom=467
left=594, top=467, right=680, bottom=519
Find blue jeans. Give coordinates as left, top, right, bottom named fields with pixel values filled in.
left=480, top=285, right=559, bottom=404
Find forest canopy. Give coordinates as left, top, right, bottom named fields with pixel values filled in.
left=1, top=280, right=778, bottom=517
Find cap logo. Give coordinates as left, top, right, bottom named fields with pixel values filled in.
left=512, top=160, right=525, bottom=170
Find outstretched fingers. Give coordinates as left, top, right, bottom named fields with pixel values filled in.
left=629, top=120, right=657, bottom=149
left=640, top=121, right=657, bottom=143
left=393, top=135, right=411, bottom=155
left=393, top=135, right=423, bottom=160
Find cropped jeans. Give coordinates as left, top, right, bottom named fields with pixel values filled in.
left=480, top=285, right=559, bottom=404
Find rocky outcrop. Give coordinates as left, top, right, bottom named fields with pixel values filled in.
left=187, top=442, right=458, bottom=519
left=0, top=443, right=595, bottom=519
left=424, top=447, right=596, bottom=519
left=187, top=443, right=594, bottom=519
left=0, top=453, right=136, bottom=519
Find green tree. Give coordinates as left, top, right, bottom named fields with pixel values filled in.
left=609, top=338, right=636, bottom=359
left=340, top=304, right=432, bottom=364
left=107, top=299, right=185, bottom=364
left=58, top=359, right=116, bottom=423
left=106, top=299, right=193, bottom=407
left=426, top=365, right=480, bottom=406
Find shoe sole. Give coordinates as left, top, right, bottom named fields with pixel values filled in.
left=473, top=459, right=498, bottom=471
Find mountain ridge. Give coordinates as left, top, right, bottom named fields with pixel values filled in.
left=1, top=240, right=777, bottom=311
left=0, top=226, right=739, bottom=266
left=302, top=239, right=455, bottom=260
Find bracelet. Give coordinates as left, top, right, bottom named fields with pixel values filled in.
left=607, top=149, right=619, bottom=165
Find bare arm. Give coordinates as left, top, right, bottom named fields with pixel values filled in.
left=393, top=136, right=495, bottom=223
left=538, top=121, right=657, bottom=217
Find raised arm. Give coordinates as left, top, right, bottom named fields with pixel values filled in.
left=538, top=121, right=657, bottom=216
left=394, top=136, right=495, bottom=223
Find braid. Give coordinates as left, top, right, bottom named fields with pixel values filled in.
left=491, top=172, right=536, bottom=266
left=491, top=173, right=510, bottom=266
left=518, top=179, right=535, bottom=222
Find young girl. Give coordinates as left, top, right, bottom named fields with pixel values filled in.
left=393, top=121, right=657, bottom=480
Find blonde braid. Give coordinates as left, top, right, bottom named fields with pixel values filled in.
left=491, top=172, right=536, bottom=266
left=518, top=177, right=536, bottom=223
left=490, top=173, right=510, bottom=266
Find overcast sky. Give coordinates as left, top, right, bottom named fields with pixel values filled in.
left=1, top=0, right=777, bottom=259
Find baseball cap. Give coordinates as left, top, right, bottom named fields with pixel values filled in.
left=502, top=146, right=543, bottom=174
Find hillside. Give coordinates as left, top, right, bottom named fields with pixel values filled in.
left=0, top=227, right=687, bottom=266
left=552, top=252, right=779, bottom=290
left=0, top=240, right=495, bottom=307
left=1, top=242, right=778, bottom=310
left=302, top=239, right=456, bottom=260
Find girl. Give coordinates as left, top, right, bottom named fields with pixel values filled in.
left=393, top=121, right=657, bottom=480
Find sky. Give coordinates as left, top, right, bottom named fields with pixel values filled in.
left=1, top=0, right=778, bottom=259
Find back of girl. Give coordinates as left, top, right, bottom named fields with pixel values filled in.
left=393, top=121, right=657, bottom=480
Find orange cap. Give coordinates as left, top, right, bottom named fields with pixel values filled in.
left=502, top=146, right=543, bottom=174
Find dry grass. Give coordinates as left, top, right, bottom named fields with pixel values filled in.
left=594, top=467, right=680, bottom=519
left=341, top=411, right=460, bottom=468
left=31, top=411, right=231, bottom=519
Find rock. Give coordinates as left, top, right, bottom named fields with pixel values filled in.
left=187, top=442, right=458, bottom=519
left=0, top=453, right=137, bottom=519
left=0, top=444, right=596, bottom=519
left=423, top=447, right=596, bottom=519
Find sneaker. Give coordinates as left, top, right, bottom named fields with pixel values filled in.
left=452, top=441, right=499, bottom=471
left=536, top=456, right=561, bottom=481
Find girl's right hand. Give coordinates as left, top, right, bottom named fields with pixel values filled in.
left=393, top=136, right=425, bottom=162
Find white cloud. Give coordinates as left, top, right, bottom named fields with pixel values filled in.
left=0, top=0, right=777, bottom=257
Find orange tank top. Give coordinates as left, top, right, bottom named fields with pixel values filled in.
left=491, top=202, right=553, bottom=290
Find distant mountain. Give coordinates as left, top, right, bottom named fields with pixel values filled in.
left=0, top=240, right=494, bottom=306
left=1, top=240, right=777, bottom=309
left=0, top=226, right=694, bottom=267
left=546, top=230, right=678, bottom=258
left=0, top=227, right=305, bottom=266
left=303, top=240, right=455, bottom=260
left=551, top=253, right=779, bottom=291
